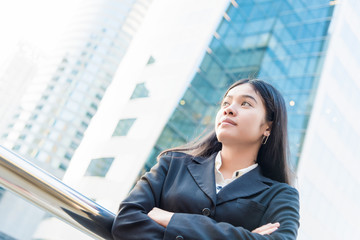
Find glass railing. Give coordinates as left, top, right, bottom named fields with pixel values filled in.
left=0, top=145, right=115, bottom=240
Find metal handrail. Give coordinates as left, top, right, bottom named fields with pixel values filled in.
left=0, top=145, right=115, bottom=240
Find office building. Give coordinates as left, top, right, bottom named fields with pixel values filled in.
left=0, top=42, right=43, bottom=140
left=0, top=0, right=153, bottom=239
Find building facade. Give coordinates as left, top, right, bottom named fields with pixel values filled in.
left=0, top=0, right=153, bottom=239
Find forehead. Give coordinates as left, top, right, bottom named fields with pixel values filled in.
left=225, top=83, right=260, bottom=100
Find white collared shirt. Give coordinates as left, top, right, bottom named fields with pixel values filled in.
left=214, top=151, right=258, bottom=193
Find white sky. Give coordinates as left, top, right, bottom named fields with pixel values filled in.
left=0, top=0, right=83, bottom=66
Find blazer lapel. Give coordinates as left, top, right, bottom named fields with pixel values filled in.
left=216, top=167, right=273, bottom=205
left=187, top=153, right=217, bottom=206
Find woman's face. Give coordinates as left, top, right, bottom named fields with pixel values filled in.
left=215, top=83, right=271, bottom=147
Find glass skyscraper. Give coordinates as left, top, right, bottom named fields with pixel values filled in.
left=1, top=0, right=153, bottom=178
left=142, top=0, right=334, bottom=173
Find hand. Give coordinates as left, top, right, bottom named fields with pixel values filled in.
left=252, top=222, right=280, bottom=235
left=147, top=207, right=174, bottom=227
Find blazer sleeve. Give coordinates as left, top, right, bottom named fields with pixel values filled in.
left=111, top=154, right=172, bottom=240
left=164, top=185, right=300, bottom=240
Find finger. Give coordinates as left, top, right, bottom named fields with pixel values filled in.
left=253, top=223, right=274, bottom=232
left=255, top=224, right=280, bottom=235
left=258, top=226, right=279, bottom=235
left=252, top=222, right=280, bottom=233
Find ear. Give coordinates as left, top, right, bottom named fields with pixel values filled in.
left=264, top=121, right=272, bottom=136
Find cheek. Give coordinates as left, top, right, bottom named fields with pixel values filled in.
left=215, top=110, right=222, bottom=126
left=238, top=112, right=263, bottom=131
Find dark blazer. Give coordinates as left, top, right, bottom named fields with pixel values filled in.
left=112, top=151, right=300, bottom=240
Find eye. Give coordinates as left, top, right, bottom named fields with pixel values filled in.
left=241, top=101, right=252, bottom=107
left=222, top=101, right=230, bottom=107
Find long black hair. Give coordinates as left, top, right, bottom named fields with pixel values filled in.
left=160, top=78, right=294, bottom=185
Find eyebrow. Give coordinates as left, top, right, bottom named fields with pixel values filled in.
left=224, top=94, right=258, bottom=104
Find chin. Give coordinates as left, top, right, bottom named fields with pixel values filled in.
left=216, top=132, right=238, bottom=144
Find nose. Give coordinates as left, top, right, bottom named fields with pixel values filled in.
left=223, top=105, right=235, bottom=116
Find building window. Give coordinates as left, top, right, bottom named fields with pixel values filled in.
left=81, top=121, right=88, bottom=128
left=112, top=118, right=136, bottom=136
left=75, top=131, right=83, bottom=139
left=70, top=141, right=78, bottom=150
left=95, top=93, right=102, bottom=100
left=90, top=103, right=98, bottom=110
left=19, top=134, right=26, bottom=140
left=86, top=112, right=93, bottom=118
left=12, top=145, right=21, bottom=151
left=130, top=83, right=149, bottom=99
left=59, top=163, right=67, bottom=171
left=85, top=157, right=114, bottom=177
left=64, top=152, right=72, bottom=160
left=146, top=56, right=155, bottom=65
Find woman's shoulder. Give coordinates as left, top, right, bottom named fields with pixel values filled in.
left=161, top=151, right=193, bottom=158
left=265, top=179, right=299, bottom=198
left=158, top=151, right=195, bottom=166
left=258, top=168, right=298, bottom=194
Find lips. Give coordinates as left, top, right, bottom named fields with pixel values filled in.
left=220, top=118, right=236, bottom=126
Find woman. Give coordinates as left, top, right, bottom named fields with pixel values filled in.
left=112, top=79, right=300, bottom=240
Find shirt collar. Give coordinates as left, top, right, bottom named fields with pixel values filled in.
left=215, top=151, right=258, bottom=180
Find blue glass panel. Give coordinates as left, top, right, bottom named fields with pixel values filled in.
left=112, top=118, right=136, bottom=136
left=280, top=13, right=301, bottom=24
left=217, top=20, right=232, bottom=36
left=130, top=82, right=149, bottom=99
left=211, top=39, right=231, bottom=64
left=156, top=125, right=186, bottom=149
left=238, top=4, right=255, bottom=20
left=169, top=108, right=197, bottom=139
left=144, top=147, right=161, bottom=172
left=191, top=73, right=219, bottom=104
left=85, top=157, right=114, bottom=177
left=258, top=2, right=277, bottom=17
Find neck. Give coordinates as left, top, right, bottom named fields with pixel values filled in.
left=220, top=143, right=259, bottom=172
